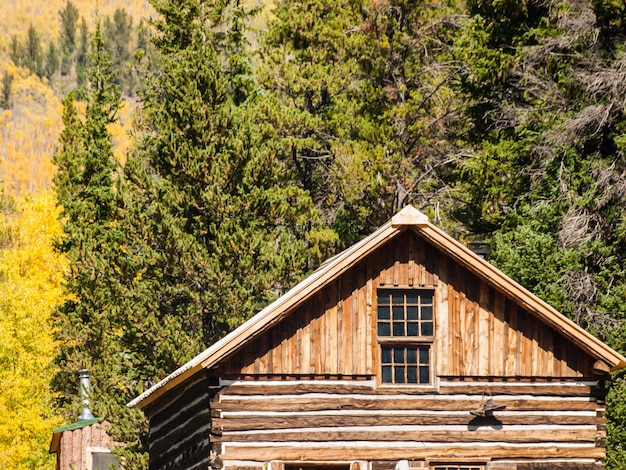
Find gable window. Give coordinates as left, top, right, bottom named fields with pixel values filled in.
left=377, top=288, right=434, bottom=385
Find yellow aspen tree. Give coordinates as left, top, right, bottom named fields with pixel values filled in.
left=0, top=189, right=66, bottom=469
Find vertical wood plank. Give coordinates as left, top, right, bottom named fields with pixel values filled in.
left=533, top=317, right=544, bottom=376
left=478, top=280, right=490, bottom=376
left=342, top=272, right=353, bottom=373
left=437, top=259, right=449, bottom=376
left=408, top=231, right=415, bottom=286
left=493, top=291, right=505, bottom=376
left=293, top=311, right=300, bottom=374
left=328, top=281, right=338, bottom=375
left=520, top=309, right=532, bottom=376
left=366, top=256, right=374, bottom=375
left=337, top=278, right=344, bottom=374
left=301, top=304, right=311, bottom=374
left=352, top=269, right=360, bottom=373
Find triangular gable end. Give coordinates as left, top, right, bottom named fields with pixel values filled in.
left=129, top=206, right=626, bottom=409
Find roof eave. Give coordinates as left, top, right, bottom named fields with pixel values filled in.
left=413, top=223, right=626, bottom=370
left=129, top=219, right=405, bottom=409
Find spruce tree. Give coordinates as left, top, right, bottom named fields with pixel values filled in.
left=449, top=2, right=626, bottom=465
left=52, top=18, right=125, bottom=432
left=260, top=0, right=462, bottom=245
left=51, top=0, right=336, bottom=466
left=59, top=0, right=79, bottom=75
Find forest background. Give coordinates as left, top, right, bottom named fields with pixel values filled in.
left=2, top=0, right=626, bottom=468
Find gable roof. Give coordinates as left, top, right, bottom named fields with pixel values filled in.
left=128, top=206, right=626, bottom=409
left=49, top=418, right=103, bottom=453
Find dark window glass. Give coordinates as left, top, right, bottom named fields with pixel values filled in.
left=382, top=366, right=392, bottom=383
left=381, top=345, right=430, bottom=385
left=407, top=347, right=417, bottom=364
left=394, top=366, right=405, bottom=383
left=407, top=366, right=417, bottom=383
left=392, top=305, right=404, bottom=319
left=377, top=289, right=434, bottom=385
left=378, top=306, right=390, bottom=320
left=376, top=289, right=435, bottom=338
left=394, top=347, right=405, bottom=363
left=421, top=305, right=433, bottom=320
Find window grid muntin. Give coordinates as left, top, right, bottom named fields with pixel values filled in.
left=377, top=288, right=434, bottom=385
left=432, top=466, right=484, bottom=470
left=381, top=345, right=430, bottom=384
left=377, top=289, right=433, bottom=338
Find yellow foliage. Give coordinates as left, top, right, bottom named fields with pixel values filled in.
left=0, top=189, right=67, bottom=469
left=0, top=0, right=154, bottom=48
left=0, top=63, right=62, bottom=197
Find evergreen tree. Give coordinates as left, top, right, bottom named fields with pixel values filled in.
left=52, top=18, right=124, bottom=434
left=25, top=24, right=43, bottom=77
left=105, top=8, right=135, bottom=95
left=44, top=41, right=60, bottom=80
left=261, top=0, right=462, bottom=245
left=59, top=0, right=79, bottom=75
left=0, top=71, right=13, bottom=110
left=9, top=35, right=22, bottom=67
left=449, top=1, right=626, bottom=465
left=76, top=18, right=89, bottom=89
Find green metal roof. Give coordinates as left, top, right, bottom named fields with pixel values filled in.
left=49, top=417, right=103, bottom=453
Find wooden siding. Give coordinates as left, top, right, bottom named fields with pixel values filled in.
left=55, top=422, right=114, bottom=470
left=144, top=371, right=213, bottom=470
left=212, top=378, right=605, bottom=466
left=218, top=230, right=596, bottom=379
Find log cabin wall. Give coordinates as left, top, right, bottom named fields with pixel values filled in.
left=144, top=371, right=214, bottom=470
left=208, top=229, right=605, bottom=469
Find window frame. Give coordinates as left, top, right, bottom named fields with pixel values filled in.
left=430, top=464, right=485, bottom=470
left=375, top=286, right=436, bottom=387
left=86, top=446, right=120, bottom=470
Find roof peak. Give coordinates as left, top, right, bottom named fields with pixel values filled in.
left=392, top=205, right=429, bottom=226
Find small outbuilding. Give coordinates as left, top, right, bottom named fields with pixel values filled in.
left=129, top=206, right=626, bottom=470
left=50, top=370, right=119, bottom=470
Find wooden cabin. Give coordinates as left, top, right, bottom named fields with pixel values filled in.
left=50, top=370, right=120, bottom=470
left=49, top=418, right=118, bottom=470
left=129, top=206, right=626, bottom=470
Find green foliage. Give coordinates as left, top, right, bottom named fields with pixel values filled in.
left=52, top=19, right=124, bottom=420
left=105, top=9, right=136, bottom=95
left=607, top=371, right=626, bottom=469
left=0, top=71, right=13, bottom=109
left=25, top=24, right=43, bottom=77
left=450, top=4, right=626, bottom=461
left=44, top=41, right=60, bottom=79
left=59, top=0, right=79, bottom=75
left=262, top=0, right=463, bottom=245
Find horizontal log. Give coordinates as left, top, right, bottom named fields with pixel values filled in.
left=214, top=414, right=603, bottom=431
left=149, top=412, right=211, bottom=457
left=516, top=463, right=603, bottom=469
left=219, top=382, right=596, bottom=397
left=221, top=427, right=598, bottom=444
left=220, top=444, right=605, bottom=461
left=216, top=396, right=598, bottom=413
